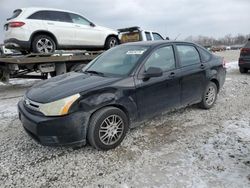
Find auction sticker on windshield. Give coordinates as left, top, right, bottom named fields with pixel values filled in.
left=126, top=50, right=145, bottom=55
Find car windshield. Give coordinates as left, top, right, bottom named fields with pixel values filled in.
left=85, top=45, right=149, bottom=76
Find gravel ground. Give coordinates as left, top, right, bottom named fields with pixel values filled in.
left=0, top=50, right=250, bottom=188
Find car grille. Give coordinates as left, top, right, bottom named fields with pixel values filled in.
left=23, top=97, right=41, bottom=113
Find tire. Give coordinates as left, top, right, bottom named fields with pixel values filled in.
left=239, top=67, right=248, bottom=73
left=199, top=82, right=218, bottom=109
left=104, top=36, right=119, bottom=50
left=87, top=107, right=129, bottom=150
left=32, top=35, right=56, bottom=53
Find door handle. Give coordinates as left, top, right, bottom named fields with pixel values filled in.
left=169, top=72, right=175, bottom=78
left=75, top=25, right=81, bottom=27
left=47, top=22, right=54, bottom=25
left=200, top=64, right=206, bottom=69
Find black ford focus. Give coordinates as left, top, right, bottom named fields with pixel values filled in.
left=18, top=41, right=226, bottom=150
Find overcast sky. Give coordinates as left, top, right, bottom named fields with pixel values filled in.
left=0, top=0, right=249, bottom=42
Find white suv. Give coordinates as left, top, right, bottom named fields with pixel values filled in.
left=4, top=7, right=119, bottom=53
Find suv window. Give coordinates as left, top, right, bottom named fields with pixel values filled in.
left=197, top=47, right=211, bottom=62
left=28, top=11, right=72, bottom=23
left=144, top=46, right=176, bottom=72
left=69, top=13, right=90, bottom=25
left=152, top=33, right=163, bottom=40
left=28, top=11, right=51, bottom=20
left=48, top=11, right=72, bottom=23
left=7, top=9, right=22, bottom=21
left=176, top=45, right=200, bottom=66
left=145, top=32, right=152, bottom=41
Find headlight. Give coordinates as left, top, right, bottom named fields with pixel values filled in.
left=39, top=94, right=80, bottom=116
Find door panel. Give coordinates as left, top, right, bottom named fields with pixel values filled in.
left=135, top=71, right=181, bottom=119
left=135, top=45, right=181, bottom=119
left=175, top=44, right=206, bottom=105
left=69, top=13, right=105, bottom=46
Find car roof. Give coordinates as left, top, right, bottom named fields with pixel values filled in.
left=20, top=7, right=81, bottom=15
left=122, top=40, right=196, bottom=47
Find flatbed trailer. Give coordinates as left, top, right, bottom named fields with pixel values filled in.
left=0, top=50, right=103, bottom=82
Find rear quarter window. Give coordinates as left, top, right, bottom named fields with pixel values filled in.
left=197, top=47, right=212, bottom=62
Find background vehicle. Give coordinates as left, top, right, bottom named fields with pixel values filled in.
left=238, top=38, right=250, bottom=73
left=18, top=41, right=226, bottom=150
left=118, top=26, right=166, bottom=44
left=4, top=7, right=119, bottom=53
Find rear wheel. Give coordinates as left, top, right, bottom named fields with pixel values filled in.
left=239, top=67, right=248, bottom=73
left=87, top=107, right=129, bottom=150
left=199, top=82, right=218, bottom=109
left=32, top=35, right=56, bottom=54
left=104, top=36, right=119, bottom=50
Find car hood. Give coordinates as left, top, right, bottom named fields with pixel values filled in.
left=26, top=72, right=120, bottom=103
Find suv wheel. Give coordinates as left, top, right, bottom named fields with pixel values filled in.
left=32, top=35, right=56, bottom=53
left=239, top=67, right=248, bottom=73
left=87, top=107, right=129, bottom=150
left=105, top=36, right=118, bottom=50
left=199, top=82, right=218, bottom=109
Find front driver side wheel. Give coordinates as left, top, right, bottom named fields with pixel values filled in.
left=87, top=107, right=129, bottom=150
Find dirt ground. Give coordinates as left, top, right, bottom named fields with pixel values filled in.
left=0, top=50, right=249, bottom=188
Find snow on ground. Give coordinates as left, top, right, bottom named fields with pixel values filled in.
left=225, top=61, right=238, bottom=72
left=0, top=50, right=249, bottom=187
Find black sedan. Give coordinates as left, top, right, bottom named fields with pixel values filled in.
left=18, top=41, right=226, bottom=150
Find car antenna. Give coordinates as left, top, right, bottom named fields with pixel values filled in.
left=174, top=34, right=181, bottom=41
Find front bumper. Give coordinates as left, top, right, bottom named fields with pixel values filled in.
left=4, top=38, right=30, bottom=50
left=18, top=100, right=87, bottom=146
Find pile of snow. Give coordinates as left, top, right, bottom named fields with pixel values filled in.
left=225, top=61, right=238, bottom=72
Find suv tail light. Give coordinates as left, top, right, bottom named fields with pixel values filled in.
left=240, top=48, right=250, bottom=55
left=9, top=21, right=25, bottom=28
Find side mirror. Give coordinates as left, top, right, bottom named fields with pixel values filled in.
left=165, top=37, right=170, bottom=40
left=90, top=22, right=95, bottom=27
left=142, top=67, right=163, bottom=80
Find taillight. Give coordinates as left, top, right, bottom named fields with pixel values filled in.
left=9, top=21, right=25, bottom=28
left=240, top=48, right=250, bottom=55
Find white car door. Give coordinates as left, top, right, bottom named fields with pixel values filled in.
left=43, top=11, right=76, bottom=46
left=69, top=13, right=105, bottom=46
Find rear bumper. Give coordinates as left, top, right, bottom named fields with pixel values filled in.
left=4, top=38, right=30, bottom=50
left=239, top=58, right=250, bottom=69
left=18, top=100, right=87, bottom=146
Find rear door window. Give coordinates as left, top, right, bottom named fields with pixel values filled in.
left=145, top=32, right=152, bottom=41
left=7, top=9, right=22, bottom=20
left=49, top=11, right=72, bottom=23
left=176, top=45, right=201, bottom=67
left=28, top=11, right=72, bottom=23
left=152, top=33, right=163, bottom=40
left=28, top=11, right=51, bottom=20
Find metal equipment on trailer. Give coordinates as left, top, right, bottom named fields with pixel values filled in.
left=0, top=50, right=103, bottom=83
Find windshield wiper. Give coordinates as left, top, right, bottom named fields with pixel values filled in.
left=85, top=70, right=104, bottom=76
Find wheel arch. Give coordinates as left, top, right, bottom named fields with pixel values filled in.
left=29, top=30, right=58, bottom=49
left=210, top=78, right=220, bottom=92
left=88, top=104, right=130, bottom=128
left=105, top=34, right=120, bottom=45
